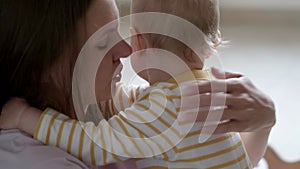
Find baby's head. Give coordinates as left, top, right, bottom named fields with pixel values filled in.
left=130, top=0, right=221, bottom=84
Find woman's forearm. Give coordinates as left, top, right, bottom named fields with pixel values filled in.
left=240, top=129, right=271, bottom=167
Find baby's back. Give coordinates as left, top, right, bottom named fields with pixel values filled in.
left=134, top=82, right=252, bottom=169
left=136, top=131, right=251, bottom=169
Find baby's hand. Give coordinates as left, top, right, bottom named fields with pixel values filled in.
left=0, top=98, right=30, bottom=130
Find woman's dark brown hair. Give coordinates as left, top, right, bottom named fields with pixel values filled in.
left=0, top=0, right=93, bottom=118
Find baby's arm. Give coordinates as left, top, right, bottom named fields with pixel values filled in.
left=34, top=88, right=179, bottom=166
left=34, top=105, right=178, bottom=166
left=1, top=87, right=180, bottom=166
left=111, top=83, right=147, bottom=111
left=85, top=83, right=147, bottom=121
left=0, top=98, right=40, bottom=136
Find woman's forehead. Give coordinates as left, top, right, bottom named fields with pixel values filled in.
left=89, top=0, right=119, bottom=25
left=83, top=0, right=119, bottom=38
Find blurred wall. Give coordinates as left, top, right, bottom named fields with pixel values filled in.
left=220, top=0, right=300, bottom=10
left=116, top=0, right=300, bottom=24
left=116, top=0, right=300, bottom=10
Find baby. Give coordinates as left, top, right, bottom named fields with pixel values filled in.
left=1, top=0, right=252, bottom=168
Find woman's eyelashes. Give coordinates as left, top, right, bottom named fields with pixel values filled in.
left=97, top=44, right=107, bottom=50
left=97, top=34, right=109, bottom=50
left=97, top=41, right=108, bottom=50
left=97, top=27, right=119, bottom=50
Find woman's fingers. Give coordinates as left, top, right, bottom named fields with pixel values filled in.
left=200, top=119, right=252, bottom=135
left=201, top=121, right=242, bottom=134
left=211, top=67, right=243, bottom=80
left=181, top=107, right=245, bottom=123
left=180, top=72, right=276, bottom=134
left=226, top=94, right=256, bottom=109
left=181, top=93, right=256, bottom=110
left=182, top=78, right=249, bottom=97
left=181, top=94, right=213, bottom=108
left=180, top=102, right=274, bottom=134
left=199, top=108, right=274, bottom=134
left=182, top=81, right=227, bottom=95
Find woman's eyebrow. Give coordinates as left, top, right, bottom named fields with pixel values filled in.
left=93, top=23, right=119, bottom=33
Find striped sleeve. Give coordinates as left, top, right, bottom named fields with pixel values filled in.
left=97, top=83, right=149, bottom=118
left=112, top=83, right=149, bottom=112
left=34, top=87, right=182, bottom=166
left=34, top=109, right=122, bottom=165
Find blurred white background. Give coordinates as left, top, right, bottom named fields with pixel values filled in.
left=116, top=0, right=300, bottom=168
left=221, top=0, right=300, bottom=9
left=217, top=1, right=300, bottom=168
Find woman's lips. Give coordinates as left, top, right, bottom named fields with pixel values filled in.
left=113, top=73, right=122, bottom=81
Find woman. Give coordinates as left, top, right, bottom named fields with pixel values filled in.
left=0, top=0, right=134, bottom=168
left=0, top=0, right=275, bottom=168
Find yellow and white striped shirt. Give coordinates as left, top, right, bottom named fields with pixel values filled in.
left=34, top=70, right=252, bottom=169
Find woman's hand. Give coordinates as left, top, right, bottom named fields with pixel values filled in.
left=182, top=67, right=276, bottom=134
left=181, top=68, right=276, bottom=166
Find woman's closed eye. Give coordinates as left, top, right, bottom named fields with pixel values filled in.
left=97, top=34, right=109, bottom=50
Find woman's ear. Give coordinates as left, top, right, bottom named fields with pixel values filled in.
left=130, top=27, right=147, bottom=52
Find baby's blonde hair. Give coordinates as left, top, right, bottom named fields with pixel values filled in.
left=131, top=0, right=220, bottom=58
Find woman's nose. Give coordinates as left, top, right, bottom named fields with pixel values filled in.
left=112, top=39, right=132, bottom=61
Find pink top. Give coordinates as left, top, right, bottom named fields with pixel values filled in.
left=0, top=129, right=137, bottom=169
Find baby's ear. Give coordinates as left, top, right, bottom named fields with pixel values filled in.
left=184, top=48, right=204, bottom=68
left=130, top=27, right=147, bottom=51
left=213, top=30, right=222, bottom=47
left=205, top=30, right=221, bottom=59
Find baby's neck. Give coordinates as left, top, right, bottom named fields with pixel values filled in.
left=148, top=67, right=204, bottom=85
left=144, top=48, right=205, bottom=85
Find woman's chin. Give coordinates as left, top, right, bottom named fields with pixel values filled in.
left=96, top=88, right=113, bottom=102
left=97, top=86, right=117, bottom=103
left=96, top=94, right=112, bottom=102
